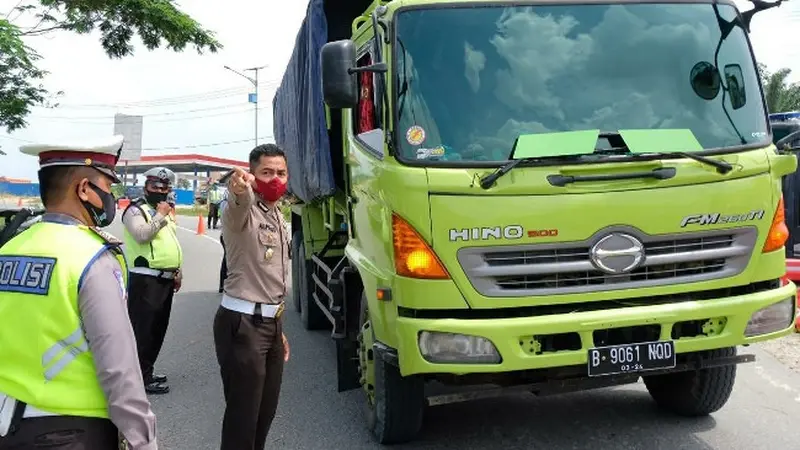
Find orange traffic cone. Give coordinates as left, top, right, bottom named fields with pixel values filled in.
left=196, top=214, right=206, bottom=235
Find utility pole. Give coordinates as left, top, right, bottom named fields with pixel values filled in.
left=223, top=64, right=268, bottom=146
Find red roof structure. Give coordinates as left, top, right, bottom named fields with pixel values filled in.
left=117, top=154, right=248, bottom=174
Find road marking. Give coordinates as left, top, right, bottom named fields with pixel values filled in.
left=753, top=364, right=800, bottom=402
left=176, top=225, right=221, bottom=244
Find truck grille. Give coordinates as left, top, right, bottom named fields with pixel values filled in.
left=456, top=227, right=758, bottom=297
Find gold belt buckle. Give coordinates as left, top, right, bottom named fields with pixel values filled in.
left=275, top=302, right=285, bottom=319
left=118, top=434, right=130, bottom=450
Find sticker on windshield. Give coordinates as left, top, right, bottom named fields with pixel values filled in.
left=406, top=126, right=426, bottom=146
left=417, top=146, right=445, bottom=159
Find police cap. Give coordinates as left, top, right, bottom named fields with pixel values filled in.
left=20, top=135, right=123, bottom=183
left=143, top=167, right=176, bottom=189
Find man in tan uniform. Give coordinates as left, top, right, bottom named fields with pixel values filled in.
left=214, top=143, right=291, bottom=450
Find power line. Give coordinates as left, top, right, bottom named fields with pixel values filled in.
left=0, top=134, right=274, bottom=152
left=24, top=106, right=271, bottom=124
left=139, top=136, right=273, bottom=152
left=33, top=103, right=261, bottom=119
left=0, top=135, right=31, bottom=143
left=53, top=80, right=282, bottom=109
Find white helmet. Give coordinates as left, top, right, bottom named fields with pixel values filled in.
left=143, top=167, right=176, bottom=187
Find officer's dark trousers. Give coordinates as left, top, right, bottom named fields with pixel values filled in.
left=208, top=202, right=220, bottom=229
left=213, top=306, right=285, bottom=450
left=128, top=272, right=175, bottom=382
left=0, top=416, right=118, bottom=449
left=219, top=235, right=228, bottom=292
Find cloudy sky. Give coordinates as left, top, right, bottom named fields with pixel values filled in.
left=0, top=0, right=798, bottom=180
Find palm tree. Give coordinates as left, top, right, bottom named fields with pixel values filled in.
left=758, top=63, right=800, bottom=113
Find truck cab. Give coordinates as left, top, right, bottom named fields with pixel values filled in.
left=772, top=112, right=800, bottom=256
left=770, top=111, right=800, bottom=149
left=275, top=0, right=798, bottom=444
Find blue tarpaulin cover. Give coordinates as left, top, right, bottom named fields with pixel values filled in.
left=273, top=0, right=336, bottom=204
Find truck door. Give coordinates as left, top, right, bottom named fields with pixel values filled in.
left=777, top=122, right=800, bottom=257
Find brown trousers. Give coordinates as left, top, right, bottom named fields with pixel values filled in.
left=0, top=416, right=118, bottom=449
left=213, top=306, right=285, bottom=450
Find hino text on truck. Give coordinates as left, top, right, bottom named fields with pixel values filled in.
left=272, top=0, right=798, bottom=444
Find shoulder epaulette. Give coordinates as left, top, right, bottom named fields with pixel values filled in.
left=86, top=226, right=123, bottom=246
left=122, top=198, right=143, bottom=216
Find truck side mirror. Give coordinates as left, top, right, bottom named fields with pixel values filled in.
left=321, top=40, right=358, bottom=109
left=724, top=64, right=746, bottom=110
left=777, top=130, right=800, bottom=152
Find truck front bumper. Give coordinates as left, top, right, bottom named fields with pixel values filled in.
left=392, top=282, right=796, bottom=377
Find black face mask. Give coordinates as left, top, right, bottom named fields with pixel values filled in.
left=80, top=182, right=117, bottom=228
left=145, top=191, right=168, bottom=205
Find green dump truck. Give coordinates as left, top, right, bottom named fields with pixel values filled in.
left=273, top=0, right=798, bottom=444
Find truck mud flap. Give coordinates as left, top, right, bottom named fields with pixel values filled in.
left=310, top=231, right=365, bottom=392
left=310, top=231, right=348, bottom=331
left=425, top=352, right=755, bottom=407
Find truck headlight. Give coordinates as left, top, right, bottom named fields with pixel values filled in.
left=418, top=331, right=501, bottom=364
left=744, top=297, right=795, bottom=337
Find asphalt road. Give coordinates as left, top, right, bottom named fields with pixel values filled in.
left=98, top=213, right=800, bottom=450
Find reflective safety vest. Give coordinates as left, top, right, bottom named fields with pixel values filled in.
left=122, top=199, right=183, bottom=270
left=0, top=221, right=128, bottom=418
left=208, top=189, right=223, bottom=204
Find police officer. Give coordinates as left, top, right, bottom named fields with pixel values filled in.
left=0, top=136, right=158, bottom=449
left=121, top=167, right=183, bottom=395
left=207, top=182, right=223, bottom=229
left=218, top=189, right=229, bottom=293
left=214, top=144, right=291, bottom=450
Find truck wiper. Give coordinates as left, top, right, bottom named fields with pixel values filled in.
left=479, top=158, right=524, bottom=189
left=479, top=132, right=734, bottom=190
left=597, top=131, right=733, bottom=173
left=638, top=151, right=733, bottom=174
left=547, top=167, right=677, bottom=187
left=479, top=135, right=587, bottom=189
left=479, top=155, right=580, bottom=189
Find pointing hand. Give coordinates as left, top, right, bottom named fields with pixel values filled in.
left=228, top=167, right=255, bottom=196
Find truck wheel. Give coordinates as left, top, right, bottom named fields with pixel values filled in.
left=293, top=230, right=327, bottom=330
left=358, top=294, right=425, bottom=444
left=643, top=347, right=737, bottom=416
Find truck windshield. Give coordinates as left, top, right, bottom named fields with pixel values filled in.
left=393, top=2, right=769, bottom=164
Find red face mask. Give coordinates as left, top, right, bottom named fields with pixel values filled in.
left=253, top=176, right=287, bottom=202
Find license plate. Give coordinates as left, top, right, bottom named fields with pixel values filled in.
left=587, top=340, right=676, bottom=377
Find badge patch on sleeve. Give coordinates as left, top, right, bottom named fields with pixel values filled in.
left=0, top=256, right=56, bottom=295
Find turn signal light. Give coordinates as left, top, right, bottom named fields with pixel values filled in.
left=763, top=195, right=790, bottom=253
left=392, top=214, right=449, bottom=279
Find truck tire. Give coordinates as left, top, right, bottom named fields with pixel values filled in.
left=358, top=294, right=425, bottom=444
left=643, top=347, right=737, bottom=416
left=292, top=230, right=327, bottom=330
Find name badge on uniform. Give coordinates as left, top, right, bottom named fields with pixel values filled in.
left=265, top=248, right=274, bottom=261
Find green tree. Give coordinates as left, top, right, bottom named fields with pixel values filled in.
left=0, top=0, right=222, bottom=133
left=758, top=63, right=800, bottom=113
